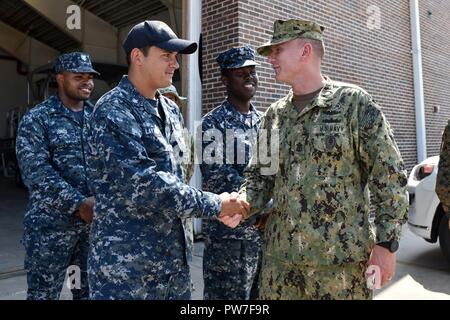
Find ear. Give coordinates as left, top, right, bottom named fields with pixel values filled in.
left=221, top=74, right=228, bottom=87
left=130, top=48, right=143, bottom=65
left=301, top=42, right=313, bottom=58
left=55, top=73, right=64, bottom=85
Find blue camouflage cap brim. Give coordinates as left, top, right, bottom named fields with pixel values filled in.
left=60, top=67, right=100, bottom=75
left=226, top=59, right=259, bottom=69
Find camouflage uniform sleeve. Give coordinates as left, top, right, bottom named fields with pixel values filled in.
left=239, top=110, right=276, bottom=218
left=183, top=132, right=195, bottom=183
left=200, top=117, right=244, bottom=194
left=436, top=121, right=450, bottom=215
left=95, top=106, right=222, bottom=219
left=174, top=105, right=194, bottom=183
left=358, top=97, right=409, bottom=243
left=16, top=112, right=86, bottom=214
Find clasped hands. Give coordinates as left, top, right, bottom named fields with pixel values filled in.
left=218, top=192, right=249, bottom=228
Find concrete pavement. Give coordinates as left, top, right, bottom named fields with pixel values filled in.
left=2, top=233, right=449, bottom=300
left=374, top=225, right=450, bottom=300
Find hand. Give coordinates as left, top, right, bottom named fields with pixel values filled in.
left=78, top=196, right=95, bottom=224
left=219, top=192, right=250, bottom=219
left=219, top=213, right=243, bottom=228
left=366, top=244, right=396, bottom=288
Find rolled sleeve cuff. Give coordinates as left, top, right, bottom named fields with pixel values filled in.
left=376, top=222, right=403, bottom=243
left=238, top=190, right=263, bottom=220
left=70, top=193, right=87, bottom=214
left=201, top=191, right=222, bottom=219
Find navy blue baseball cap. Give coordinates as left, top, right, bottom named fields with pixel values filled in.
left=123, top=20, right=197, bottom=55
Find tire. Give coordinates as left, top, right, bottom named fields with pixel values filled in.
left=438, top=215, right=450, bottom=265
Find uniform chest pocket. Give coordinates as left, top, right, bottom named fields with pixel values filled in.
left=141, top=134, right=174, bottom=173
left=48, top=128, right=80, bottom=153
left=142, top=122, right=172, bottom=152
left=309, top=130, right=352, bottom=177
left=311, top=130, right=350, bottom=154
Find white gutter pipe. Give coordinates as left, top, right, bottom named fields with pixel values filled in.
left=410, top=0, right=427, bottom=162
left=183, top=0, right=202, bottom=188
left=183, top=0, right=203, bottom=235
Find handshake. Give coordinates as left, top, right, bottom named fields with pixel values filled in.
left=218, top=192, right=250, bottom=228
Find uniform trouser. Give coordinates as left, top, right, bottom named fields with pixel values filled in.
left=23, top=225, right=90, bottom=300
left=258, top=257, right=373, bottom=300
left=89, top=264, right=191, bottom=300
left=203, top=238, right=262, bottom=300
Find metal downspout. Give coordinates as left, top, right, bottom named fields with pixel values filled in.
left=410, top=0, right=427, bottom=162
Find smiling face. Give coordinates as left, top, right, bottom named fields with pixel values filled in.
left=267, top=39, right=306, bottom=85
left=139, top=46, right=180, bottom=92
left=222, top=65, right=258, bottom=102
left=58, top=72, right=94, bottom=101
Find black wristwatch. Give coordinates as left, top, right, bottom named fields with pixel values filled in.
left=377, top=240, right=399, bottom=253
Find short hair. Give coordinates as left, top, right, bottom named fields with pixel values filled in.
left=220, top=68, right=232, bottom=77
left=126, top=45, right=152, bottom=67
left=301, top=39, right=325, bottom=60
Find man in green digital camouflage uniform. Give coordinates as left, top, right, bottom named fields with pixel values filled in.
left=436, top=123, right=450, bottom=230
left=238, top=19, right=408, bottom=300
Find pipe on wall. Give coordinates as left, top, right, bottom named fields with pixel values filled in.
left=410, top=0, right=427, bottom=162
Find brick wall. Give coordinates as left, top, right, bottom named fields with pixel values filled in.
left=201, top=0, right=239, bottom=112
left=202, top=0, right=450, bottom=171
left=420, top=0, right=450, bottom=158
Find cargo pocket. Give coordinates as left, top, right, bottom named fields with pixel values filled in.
left=204, top=240, right=242, bottom=272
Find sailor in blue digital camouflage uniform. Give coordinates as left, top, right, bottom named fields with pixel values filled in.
left=159, top=84, right=195, bottom=271
left=85, top=20, right=248, bottom=300
left=16, top=52, right=99, bottom=300
left=201, top=46, right=268, bottom=300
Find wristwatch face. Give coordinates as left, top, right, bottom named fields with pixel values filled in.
left=390, top=240, right=399, bottom=252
